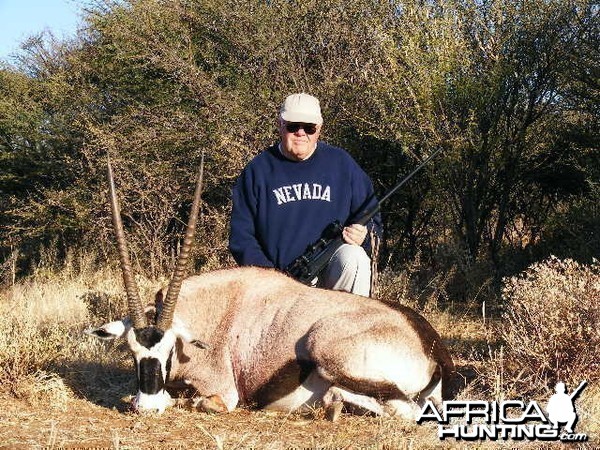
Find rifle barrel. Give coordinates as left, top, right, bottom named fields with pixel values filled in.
left=378, top=147, right=443, bottom=205
left=569, top=380, right=587, bottom=399
left=350, top=147, right=443, bottom=226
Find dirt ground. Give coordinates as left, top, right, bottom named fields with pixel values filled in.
left=0, top=393, right=595, bottom=450
left=0, top=393, right=431, bottom=449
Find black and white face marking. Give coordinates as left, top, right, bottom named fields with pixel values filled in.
left=127, top=326, right=177, bottom=413
left=86, top=316, right=209, bottom=413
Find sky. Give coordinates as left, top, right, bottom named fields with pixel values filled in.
left=0, top=0, right=84, bottom=62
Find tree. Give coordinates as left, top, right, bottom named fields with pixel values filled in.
left=1, top=0, right=597, bottom=297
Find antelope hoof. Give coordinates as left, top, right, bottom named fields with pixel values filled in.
left=198, top=395, right=228, bottom=414
left=326, top=400, right=344, bottom=422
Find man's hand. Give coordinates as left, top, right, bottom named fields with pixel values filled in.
left=342, top=223, right=367, bottom=246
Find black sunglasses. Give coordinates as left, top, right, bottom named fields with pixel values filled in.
left=285, top=122, right=318, bottom=135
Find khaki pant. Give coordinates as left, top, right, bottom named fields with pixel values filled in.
left=317, top=244, right=372, bottom=297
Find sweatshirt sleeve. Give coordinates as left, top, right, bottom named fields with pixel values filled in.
left=228, top=168, right=274, bottom=268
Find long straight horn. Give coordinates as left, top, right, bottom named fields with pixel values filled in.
left=107, top=160, right=146, bottom=329
left=156, top=153, right=205, bottom=331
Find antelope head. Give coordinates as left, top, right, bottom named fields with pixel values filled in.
left=87, top=155, right=206, bottom=413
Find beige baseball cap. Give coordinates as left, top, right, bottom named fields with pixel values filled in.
left=279, top=93, right=323, bottom=125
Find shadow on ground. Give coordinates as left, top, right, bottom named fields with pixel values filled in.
left=54, top=359, right=135, bottom=412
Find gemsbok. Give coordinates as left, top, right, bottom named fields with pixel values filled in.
left=86, top=156, right=455, bottom=420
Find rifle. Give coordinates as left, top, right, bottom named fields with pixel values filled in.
left=569, top=380, right=587, bottom=400
left=285, top=147, right=443, bottom=285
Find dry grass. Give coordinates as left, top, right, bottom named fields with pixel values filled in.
left=0, top=255, right=598, bottom=448
left=0, top=255, right=159, bottom=405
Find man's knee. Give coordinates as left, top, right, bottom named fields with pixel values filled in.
left=333, top=244, right=371, bottom=272
left=321, top=244, right=371, bottom=296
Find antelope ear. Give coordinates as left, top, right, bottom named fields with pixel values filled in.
left=85, top=319, right=130, bottom=340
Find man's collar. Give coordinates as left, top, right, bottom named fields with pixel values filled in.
left=277, top=142, right=319, bottom=161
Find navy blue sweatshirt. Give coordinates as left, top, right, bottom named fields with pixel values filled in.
left=229, top=142, right=383, bottom=270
